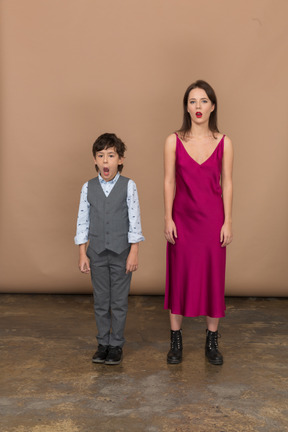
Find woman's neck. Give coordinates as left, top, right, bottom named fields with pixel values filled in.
left=188, top=123, right=212, bottom=138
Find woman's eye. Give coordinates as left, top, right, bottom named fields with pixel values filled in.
left=190, top=101, right=195, bottom=104
left=202, top=100, right=208, bottom=103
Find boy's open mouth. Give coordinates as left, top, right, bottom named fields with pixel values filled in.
left=103, top=167, right=109, bottom=176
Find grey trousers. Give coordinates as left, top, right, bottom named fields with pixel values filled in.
left=87, top=246, right=132, bottom=348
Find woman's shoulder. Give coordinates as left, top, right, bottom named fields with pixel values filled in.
left=215, top=131, right=229, bottom=140
left=222, top=134, right=232, bottom=147
left=220, top=134, right=233, bottom=157
left=165, top=133, right=177, bottom=150
left=166, top=132, right=177, bottom=141
left=215, top=132, right=232, bottom=146
left=221, top=133, right=231, bottom=141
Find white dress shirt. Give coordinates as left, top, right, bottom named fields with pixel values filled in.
left=74, top=172, right=145, bottom=245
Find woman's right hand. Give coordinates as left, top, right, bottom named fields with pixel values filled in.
left=164, top=219, right=178, bottom=244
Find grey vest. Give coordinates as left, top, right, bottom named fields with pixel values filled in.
left=87, top=175, right=130, bottom=254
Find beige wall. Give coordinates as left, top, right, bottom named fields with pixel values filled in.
left=1, top=0, right=287, bottom=295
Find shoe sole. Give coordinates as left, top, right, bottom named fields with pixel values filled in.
left=105, top=360, right=122, bottom=365
left=92, top=359, right=106, bottom=364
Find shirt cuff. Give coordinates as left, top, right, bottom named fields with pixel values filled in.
left=128, top=233, right=145, bottom=244
left=74, top=234, right=89, bottom=245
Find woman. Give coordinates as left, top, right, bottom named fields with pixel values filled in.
left=164, top=80, right=233, bottom=365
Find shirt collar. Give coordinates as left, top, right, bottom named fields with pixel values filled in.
left=98, top=171, right=120, bottom=185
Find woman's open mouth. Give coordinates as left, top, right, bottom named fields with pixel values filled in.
left=196, top=112, right=202, bottom=118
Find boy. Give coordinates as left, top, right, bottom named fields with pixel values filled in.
left=74, top=133, right=144, bottom=365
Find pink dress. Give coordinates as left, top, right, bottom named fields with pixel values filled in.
left=164, top=133, right=226, bottom=317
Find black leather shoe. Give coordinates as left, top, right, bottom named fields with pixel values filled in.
left=92, top=344, right=109, bottom=363
left=167, top=329, right=183, bottom=364
left=105, top=346, right=123, bottom=365
left=205, top=329, right=223, bottom=365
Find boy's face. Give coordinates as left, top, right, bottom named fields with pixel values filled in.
left=93, top=147, right=124, bottom=182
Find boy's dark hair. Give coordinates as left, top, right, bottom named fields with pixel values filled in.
left=92, top=133, right=126, bottom=172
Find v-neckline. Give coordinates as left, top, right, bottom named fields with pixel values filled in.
left=176, top=134, right=224, bottom=166
left=97, top=175, right=120, bottom=198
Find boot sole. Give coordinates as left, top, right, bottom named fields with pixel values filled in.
left=206, top=357, right=223, bottom=365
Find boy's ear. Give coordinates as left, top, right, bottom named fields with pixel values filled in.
left=118, top=156, right=125, bottom=165
left=92, top=156, right=98, bottom=171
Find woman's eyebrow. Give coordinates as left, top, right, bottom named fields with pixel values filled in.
left=189, top=97, right=208, bottom=100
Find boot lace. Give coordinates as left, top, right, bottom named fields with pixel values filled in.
left=208, top=332, right=221, bottom=350
left=171, top=330, right=182, bottom=351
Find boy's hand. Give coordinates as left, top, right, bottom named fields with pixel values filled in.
left=78, top=244, right=90, bottom=273
left=79, top=255, right=90, bottom=273
left=126, top=243, right=139, bottom=274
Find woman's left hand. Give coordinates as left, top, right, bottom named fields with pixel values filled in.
left=220, top=222, right=233, bottom=247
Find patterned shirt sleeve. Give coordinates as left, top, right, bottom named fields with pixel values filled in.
left=127, top=180, right=145, bottom=244
left=74, top=182, right=90, bottom=245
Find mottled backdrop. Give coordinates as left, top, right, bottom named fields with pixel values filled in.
left=0, top=0, right=287, bottom=294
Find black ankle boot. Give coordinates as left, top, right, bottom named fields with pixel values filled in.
left=167, top=329, right=183, bottom=364
left=205, top=329, right=223, bottom=365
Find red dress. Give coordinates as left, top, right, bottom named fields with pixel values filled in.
left=164, top=133, right=226, bottom=317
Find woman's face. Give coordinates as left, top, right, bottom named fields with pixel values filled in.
left=187, top=87, right=214, bottom=125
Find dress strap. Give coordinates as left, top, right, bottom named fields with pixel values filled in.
left=219, top=134, right=225, bottom=159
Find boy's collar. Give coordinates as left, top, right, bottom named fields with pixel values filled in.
left=98, top=172, right=120, bottom=184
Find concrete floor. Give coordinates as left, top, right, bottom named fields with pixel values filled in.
left=0, top=295, right=287, bottom=432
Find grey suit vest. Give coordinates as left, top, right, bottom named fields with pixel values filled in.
left=87, top=175, right=130, bottom=254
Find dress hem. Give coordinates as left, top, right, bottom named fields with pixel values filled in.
left=164, top=307, right=225, bottom=319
